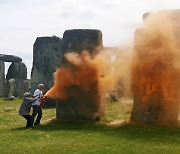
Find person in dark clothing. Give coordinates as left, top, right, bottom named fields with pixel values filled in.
left=19, top=92, right=39, bottom=129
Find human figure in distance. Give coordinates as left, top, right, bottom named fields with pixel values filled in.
left=31, top=84, right=44, bottom=126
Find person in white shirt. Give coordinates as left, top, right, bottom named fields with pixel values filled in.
left=32, top=84, right=44, bottom=126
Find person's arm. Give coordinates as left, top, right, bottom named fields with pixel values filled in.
left=26, top=96, right=39, bottom=103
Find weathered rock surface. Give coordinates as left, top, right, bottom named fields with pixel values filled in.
left=6, top=62, right=27, bottom=80
left=56, top=29, right=104, bottom=121
left=31, top=36, right=62, bottom=93
left=0, top=54, right=22, bottom=63
left=62, top=29, right=103, bottom=57
left=131, top=10, right=180, bottom=124
left=6, top=79, right=15, bottom=98
left=44, top=98, right=57, bottom=107
left=6, top=62, right=27, bottom=97
left=56, top=99, right=102, bottom=121
left=21, top=79, right=30, bottom=96
left=0, top=60, right=5, bottom=96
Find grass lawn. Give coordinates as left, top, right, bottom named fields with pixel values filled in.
left=0, top=97, right=179, bottom=154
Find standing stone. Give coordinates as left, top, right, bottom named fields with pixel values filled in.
left=6, top=62, right=27, bottom=97
left=131, top=10, right=180, bottom=124
left=56, top=29, right=104, bottom=121
left=0, top=60, right=5, bottom=96
left=21, top=79, right=30, bottom=97
left=7, top=79, right=15, bottom=97
left=31, top=36, right=62, bottom=93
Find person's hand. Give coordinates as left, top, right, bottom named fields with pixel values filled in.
left=39, top=94, right=43, bottom=98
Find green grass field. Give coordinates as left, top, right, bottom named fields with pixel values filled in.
left=0, top=98, right=179, bottom=154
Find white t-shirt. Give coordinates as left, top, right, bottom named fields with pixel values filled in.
left=32, top=89, right=43, bottom=106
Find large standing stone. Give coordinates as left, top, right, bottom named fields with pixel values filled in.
left=6, top=62, right=27, bottom=97
left=6, top=62, right=27, bottom=80
left=31, top=36, right=62, bottom=93
left=131, top=10, right=180, bottom=124
left=0, top=54, right=22, bottom=63
left=56, top=29, right=104, bottom=121
left=0, top=60, right=5, bottom=96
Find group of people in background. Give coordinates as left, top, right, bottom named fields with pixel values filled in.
left=19, top=84, right=45, bottom=129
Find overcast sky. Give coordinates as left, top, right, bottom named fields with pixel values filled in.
left=1, top=0, right=180, bottom=77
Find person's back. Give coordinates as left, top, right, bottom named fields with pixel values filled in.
left=19, top=97, right=32, bottom=116
left=19, top=92, right=38, bottom=128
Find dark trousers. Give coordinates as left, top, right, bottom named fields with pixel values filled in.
left=22, top=115, right=32, bottom=128
left=32, top=105, right=42, bottom=125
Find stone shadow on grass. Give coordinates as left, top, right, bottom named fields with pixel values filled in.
left=30, top=118, right=180, bottom=144
left=11, top=118, right=180, bottom=145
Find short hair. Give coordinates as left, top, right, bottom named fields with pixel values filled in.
left=38, top=84, right=44, bottom=89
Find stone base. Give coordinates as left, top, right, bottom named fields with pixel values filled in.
left=56, top=99, right=104, bottom=121
left=44, top=98, right=56, bottom=107
left=131, top=97, right=180, bottom=124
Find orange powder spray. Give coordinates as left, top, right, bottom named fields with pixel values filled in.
left=45, top=51, right=110, bottom=120
left=131, top=11, right=180, bottom=123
